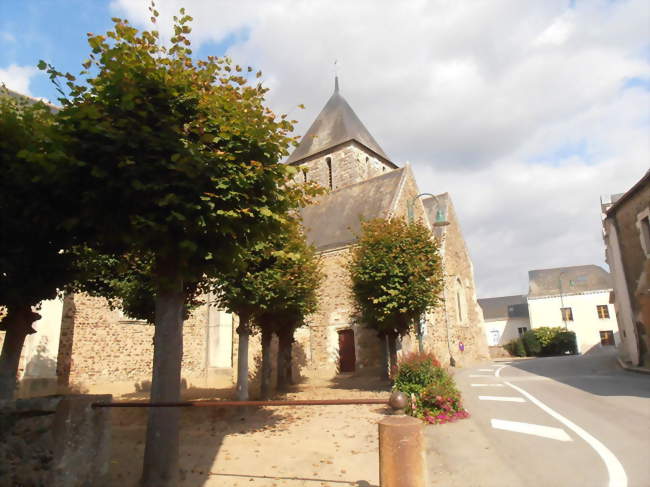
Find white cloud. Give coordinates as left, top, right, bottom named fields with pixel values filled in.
left=1, top=32, right=16, bottom=43
left=111, top=0, right=650, bottom=296
left=0, top=64, right=39, bottom=95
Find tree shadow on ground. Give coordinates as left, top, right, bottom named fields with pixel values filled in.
left=108, top=380, right=384, bottom=486
left=506, top=348, right=650, bottom=399
left=108, top=385, right=285, bottom=487
left=327, top=373, right=392, bottom=394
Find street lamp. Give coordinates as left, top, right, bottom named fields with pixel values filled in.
left=407, top=193, right=450, bottom=228
left=407, top=193, right=454, bottom=365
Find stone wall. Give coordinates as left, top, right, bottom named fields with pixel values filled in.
left=612, top=182, right=650, bottom=323
left=430, top=197, right=489, bottom=366
left=58, top=294, right=209, bottom=395
left=293, top=142, right=393, bottom=191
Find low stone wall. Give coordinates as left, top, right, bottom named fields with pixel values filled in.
left=0, top=394, right=111, bottom=487
left=488, top=346, right=514, bottom=359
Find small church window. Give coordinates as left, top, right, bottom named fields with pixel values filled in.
left=303, top=170, right=307, bottom=183
left=326, top=157, right=333, bottom=189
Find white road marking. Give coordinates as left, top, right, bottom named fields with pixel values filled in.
left=491, top=419, right=573, bottom=442
left=479, top=395, right=526, bottom=402
left=478, top=369, right=495, bottom=372
left=469, top=374, right=494, bottom=378
left=495, top=365, right=628, bottom=487
left=470, top=383, right=505, bottom=387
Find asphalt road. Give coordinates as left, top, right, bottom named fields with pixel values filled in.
left=426, top=349, right=650, bottom=487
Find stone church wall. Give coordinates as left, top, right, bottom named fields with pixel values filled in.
left=425, top=198, right=489, bottom=366
left=56, top=294, right=209, bottom=395
left=293, top=142, right=393, bottom=191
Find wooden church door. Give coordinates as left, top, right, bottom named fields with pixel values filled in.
left=338, top=329, right=356, bottom=372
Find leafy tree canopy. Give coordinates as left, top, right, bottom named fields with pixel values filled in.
left=349, top=218, right=443, bottom=336
left=214, top=217, right=322, bottom=330
left=41, top=10, right=308, bottom=287
left=68, top=249, right=201, bottom=323
left=0, top=90, right=73, bottom=324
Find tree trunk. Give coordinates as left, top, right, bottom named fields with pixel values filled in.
left=387, top=332, right=398, bottom=379
left=276, top=328, right=292, bottom=391
left=0, top=305, right=39, bottom=401
left=141, top=267, right=185, bottom=487
left=260, top=328, right=273, bottom=400
left=236, top=312, right=251, bottom=401
left=379, top=333, right=389, bottom=380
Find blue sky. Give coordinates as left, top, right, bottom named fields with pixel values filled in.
left=1, top=0, right=648, bottom=296
left=0, top=0, right=242, bottom=102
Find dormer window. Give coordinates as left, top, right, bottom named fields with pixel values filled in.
left=326, top=157, right=333, bottom=189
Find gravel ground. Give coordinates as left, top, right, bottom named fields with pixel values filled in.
left=110, top=376, right=391, bottom=487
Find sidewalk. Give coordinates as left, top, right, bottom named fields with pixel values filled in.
left=616, top=356, right=650, bottom=375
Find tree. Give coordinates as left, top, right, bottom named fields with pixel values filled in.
left=271, top=228, right=321, bottom=392
left=0, top=91, right=76, bottom=400
left=214, top=218, right=321, bottom=399
left=349, top=218, right=443, bottom=377
left=43, top=9, right=301, bottom=485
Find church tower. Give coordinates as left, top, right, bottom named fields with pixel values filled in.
left=286, top=77, right=398, bottom=190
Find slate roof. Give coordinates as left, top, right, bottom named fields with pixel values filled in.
left=286, top=78, right=392, bottom=165
left=528, top=265, right=612, bottom=298
left=478, top=295, right=529, bottom=321
left=300, top=167, right=405, bottom=251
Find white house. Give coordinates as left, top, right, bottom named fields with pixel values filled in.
left=478, top=295, right=530, bottom=346
left=527, top=265, right=618, bottom=354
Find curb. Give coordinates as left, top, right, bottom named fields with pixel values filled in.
left=616, top=357, right=650, bottom=375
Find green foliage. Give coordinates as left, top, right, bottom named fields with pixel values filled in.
left=393, top=352, right=443, bottom=396
left=521, top=330, right=541, bottom=356
left=549, top=330, right=578, bottom=355
left=349, top=219, right=443, bottom=336
left=504, top=338, right=526, bottom=357
left=0, top=89, right=74, bottom=320
left=504, top=328, right=578, bottom=357
left=533, top=327, right=577, bottom=355
left=393, top=352, right=469, bottom=424
left=42, top=13, right=307, bottom=287
left=69, top=249, right=200, bottom=323
left=532, top=326, right=562, bottom=349
left=214, top=218, right=323, bottom=333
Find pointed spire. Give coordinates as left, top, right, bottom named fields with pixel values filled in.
left=285, top=77, right=392, bottom=165
left=334, top=59, right=340, bottom=93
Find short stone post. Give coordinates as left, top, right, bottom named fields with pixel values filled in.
left=50, top=394, right=112, bottom=487
left=378, top=391, right=427, bottom=487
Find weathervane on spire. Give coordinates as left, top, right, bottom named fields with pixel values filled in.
left=334, top=59, right=339, bottom=93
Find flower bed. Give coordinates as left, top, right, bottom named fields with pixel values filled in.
left=393, top=352, right=469, bottom=425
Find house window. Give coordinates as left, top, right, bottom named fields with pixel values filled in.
left=560, top=307, right=573, bottom=321
left=517, top=327, right=528, bottom=336
left=599, top=330, right=615, bottom=346
left=326, top=157, right=333, bottom=189
left=596, top=305, right=610, bottom=319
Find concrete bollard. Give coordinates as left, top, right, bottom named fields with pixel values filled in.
left=378, top=415, right=427, bottom=487
left=50, top=394, right=112, bottom=487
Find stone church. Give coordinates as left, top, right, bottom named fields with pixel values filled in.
left=2, top=81, right=488, bottom=396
